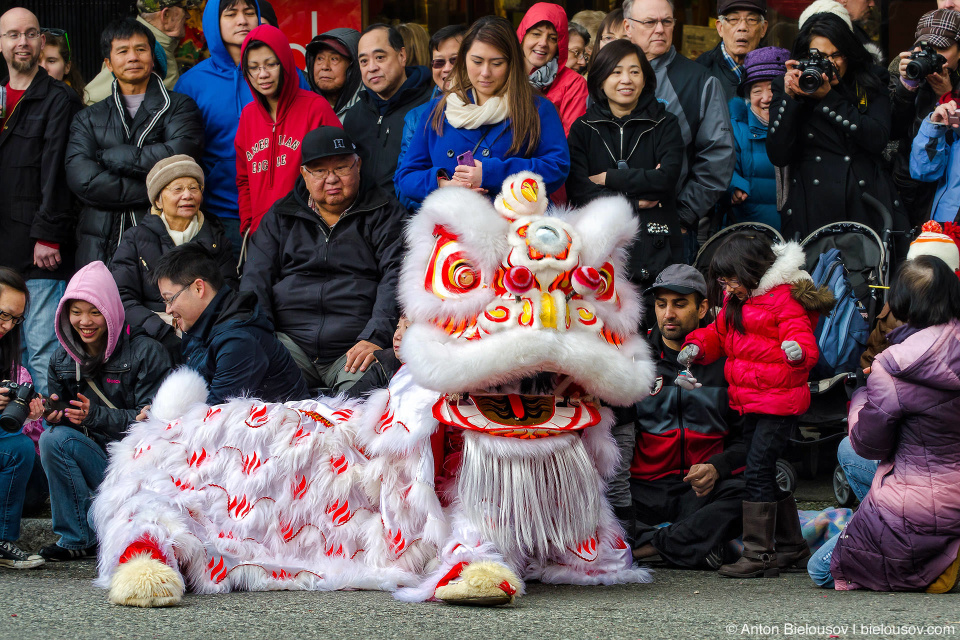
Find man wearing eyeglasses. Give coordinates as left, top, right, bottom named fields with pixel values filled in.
left=0, top=8, right=82, bottom=397
left=623, top=0, right=735, bottom=262
left=241, top=127, right=406, bottom=394
left=697, top=0, right=769, bottom=101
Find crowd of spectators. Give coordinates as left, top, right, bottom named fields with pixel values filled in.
left=0, top=0, right=958, bottom=594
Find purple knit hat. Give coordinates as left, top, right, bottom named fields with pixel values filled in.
left=738, top=46, right=790, bottom=96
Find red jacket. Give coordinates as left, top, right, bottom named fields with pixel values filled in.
left=516, top=3, right=588, bottom=136
left=235, top=25, right=339, bottom=233
left=684, top=242, right=835, bottom=416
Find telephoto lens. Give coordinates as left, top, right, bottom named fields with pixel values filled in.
left=0, top=381, right=36, bottom=433
left=905, top=43, right=947, bottom=81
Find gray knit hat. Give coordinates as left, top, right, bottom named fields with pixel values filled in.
left=146, top=155, right=205, bottom=206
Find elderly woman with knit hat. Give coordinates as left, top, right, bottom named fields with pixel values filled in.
left=727, top=46, right=790, bottom=231
left=110, top=155, right=237, bottom=361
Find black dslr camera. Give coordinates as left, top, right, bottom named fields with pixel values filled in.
left=796, top=49, right=836, bottom=94
left=905, top=42, right=947, bottom=81
left=0, top=380, right=37, bottom=433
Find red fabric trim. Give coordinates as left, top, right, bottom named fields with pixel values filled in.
left=435, top=561, right=469, bottom=589
left=36, top=241, right=60, bottom=250
left=498, top=580, right=517, bottom=596
left=118, top=535, right=166, bottom=564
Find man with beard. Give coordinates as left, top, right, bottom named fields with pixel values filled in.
left=0, top=7, right=82, bottom=395
left=609, top=264, right=749, bottom=570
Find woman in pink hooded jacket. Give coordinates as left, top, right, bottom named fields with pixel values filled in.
left=678, top=233, right=834, bottom=579
left=37, top=261, right=170, bottom=562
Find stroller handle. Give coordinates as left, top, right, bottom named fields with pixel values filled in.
left=861, top=193, right=894, bottom=235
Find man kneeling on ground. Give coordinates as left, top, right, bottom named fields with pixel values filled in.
left=610, top=264, right=747, bottom=569
left=155, top=243, right=309, bottom=404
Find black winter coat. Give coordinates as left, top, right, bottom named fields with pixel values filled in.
left=695, top=43, right=741, bottom=102
left=342, top=66, right=433, bottom=192
left=110, top=212, right=237, bottom=351
left=65, top=73, right=204, bottom=268
left=47, top=326, right=171, bottom=449
left=240, top=177, right=406, bottom=364
left=566, top=92, right=685, bottom=287
left=767, top=69, right=907, bottom=240
left=181, top=287, right=309, bottom=404
left=0, top=68, right=82, bottom=280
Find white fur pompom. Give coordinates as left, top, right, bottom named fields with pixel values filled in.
left=150, top=367, right=209, bottom=422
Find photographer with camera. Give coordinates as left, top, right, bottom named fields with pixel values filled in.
left=767, top=12, right=904, bottom=240
left=890, top=9, right=960, bottom=221
left=38, top=261, right=170, bottom=562
left=910, top=97, right=960, bottom=223
left=0, top=268, right=46, bottom=569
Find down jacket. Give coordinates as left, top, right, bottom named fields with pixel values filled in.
left=728, top=98, right=779, bottom=230
left=832, top=320, right=960, bottom=591
left=66, top=73, right=204, bottom=268
left=684, top=242, right=834, bottom=416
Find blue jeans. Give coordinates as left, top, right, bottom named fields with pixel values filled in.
left=808, top=531, right=839, bottom=588
left=22, top=278, right=67, bottom=396
left=0, top=434, right=35, bottom=541
left=837, top=436, right=878, bottom=502
left=38, top=426, right=108, bottom=549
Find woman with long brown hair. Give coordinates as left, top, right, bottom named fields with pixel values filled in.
left=395, top=16, right=569, bottom=207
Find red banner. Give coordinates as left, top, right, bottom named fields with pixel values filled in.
left=277, top=0, right=362, bottom=70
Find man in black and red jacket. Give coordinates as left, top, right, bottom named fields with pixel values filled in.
left=610, top=264, right=747, bottom=569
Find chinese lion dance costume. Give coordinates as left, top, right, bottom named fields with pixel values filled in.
left=92, top=173, right=656, bottom=608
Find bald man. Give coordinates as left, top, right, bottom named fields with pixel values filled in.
left=0, top=7, right=82, bottom=396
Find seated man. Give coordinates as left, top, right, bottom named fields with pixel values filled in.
left=610, top=264, right=747, bottom=569
left=241, top=126, right=406, bottom=393
left=154, top=243, right=308, bottom=404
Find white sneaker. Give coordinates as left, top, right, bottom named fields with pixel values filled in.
left=0, top=540, right=44, bottom=569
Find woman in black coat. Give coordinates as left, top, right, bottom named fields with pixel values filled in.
left=767, top=12, right=906, bottom=241
left=110, top=156, right=237, bottom=361
left=566, top=39, right=684, bottom=289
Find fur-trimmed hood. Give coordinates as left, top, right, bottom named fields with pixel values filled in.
left=752, top=241, right=835, bottom=314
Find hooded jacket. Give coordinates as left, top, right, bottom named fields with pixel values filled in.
left=173, top=0, right=309, bottom=222
left=181, top=286, right=309, bottom=404
left=305, top=28, right=363, bottom=121
left=515, top=3, right=589, bottom=136
left=342, top=65, right=434, bottom=192
left=66, top=73, right=204, bottom=268
left=728, top=97, right=779, bottom=230
left=235, top=26, right=340, bottom=233
left=47, top=261, right=171, bottom=447
left=684, top=242, right=835, bottom=416
left=240, top=177, right=405, bottom=365
left=832, top=320, right=960, bottom=592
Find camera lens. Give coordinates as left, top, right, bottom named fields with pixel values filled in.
left=905, top=58, right=932, bottom=81
left=0, top=400, right=28, bottom=433
left=799, top=69, right=824, bottom=94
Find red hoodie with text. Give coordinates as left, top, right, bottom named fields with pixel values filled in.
left=235, top=25, right=339, bottom=234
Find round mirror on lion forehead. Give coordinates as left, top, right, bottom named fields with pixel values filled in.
left=495, top=171, right=548, bottom=221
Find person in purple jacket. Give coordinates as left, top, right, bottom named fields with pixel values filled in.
left=808, top=255, right=960, bottom=593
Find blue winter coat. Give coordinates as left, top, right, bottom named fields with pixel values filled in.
left=174, top=0, right=308, bottom=221
left=394, top=95, right=570, bottom=206
left=397, top=87, right=441, bottom=210
left=910, top=116, right=960, bottom=223
left=728, top=98, right=779, bottom=231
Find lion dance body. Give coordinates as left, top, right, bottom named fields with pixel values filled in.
left=93, top=173, right=657, bottom=607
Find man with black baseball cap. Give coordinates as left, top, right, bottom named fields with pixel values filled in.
left=697, top=0, right=768, bottom=100
left=609, top=264, right=748, bottom=570
left=241, top=126, right=406, bottom=394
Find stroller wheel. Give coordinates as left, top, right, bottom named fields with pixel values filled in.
left=833, top=464, right=857, bottom=507
left=776, top=459, right=797, bottom=495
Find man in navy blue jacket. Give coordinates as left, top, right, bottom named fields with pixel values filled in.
left=154, top=243, right=308, bottom=404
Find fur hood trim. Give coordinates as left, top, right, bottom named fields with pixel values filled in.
left=791, top=279, right=836, bottom=314
left=753, top=242, right=812, bottom=297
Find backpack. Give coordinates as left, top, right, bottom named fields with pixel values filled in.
left=809, top=248, right=870, bottom=378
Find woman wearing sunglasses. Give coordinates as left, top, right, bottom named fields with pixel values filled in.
left=38, top=28, right=85, bottom=101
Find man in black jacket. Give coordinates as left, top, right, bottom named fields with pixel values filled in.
left=241, top=126, right=405, bottom=394
left=343, top=24, right=432, bottom=194
left=0, top=7, right=83, bottom=395
left=66, top=18, right=203, bottom=269
left=155, top=243, right=308, bottom=404
left=609, top=264, right=747, bottom=569
left=696, top=0, right=768, bottom=101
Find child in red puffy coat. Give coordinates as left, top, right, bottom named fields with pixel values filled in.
left=676, top=233, right=834, bottom=579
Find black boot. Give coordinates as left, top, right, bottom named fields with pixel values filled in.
left=718, top=501, right=779, bottom=578
left=775, top=493, right=811, bottom=571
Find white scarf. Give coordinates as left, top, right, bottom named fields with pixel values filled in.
left=445, top=90, right=510, bottom=130
left=159, top=211, right=203, bottom=246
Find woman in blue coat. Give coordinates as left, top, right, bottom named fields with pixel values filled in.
left=395, top=16, right=569, bottom=206
left=727, top=47, right=789, bottom=232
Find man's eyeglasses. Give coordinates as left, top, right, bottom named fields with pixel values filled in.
left=719, top=15, right=764, bottom=27
left=0, top=310, right=24, bottom=326
left=161, top=284, right=191, bottom=307
left=2, top=30, right=41, bottom=41
left=626, top=17, right=676, bottom=29
left=246, top=60, right=280, bottom=76
left=302, top=158, right=358, bottom=181
left=431, top=56, right=457, bottom=69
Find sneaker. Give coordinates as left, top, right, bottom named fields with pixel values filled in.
left=39, top=543, right=96, bottom=562
left=703, top=543, right=725, bottom=570
left=0, top=540, right=44, bottom=569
